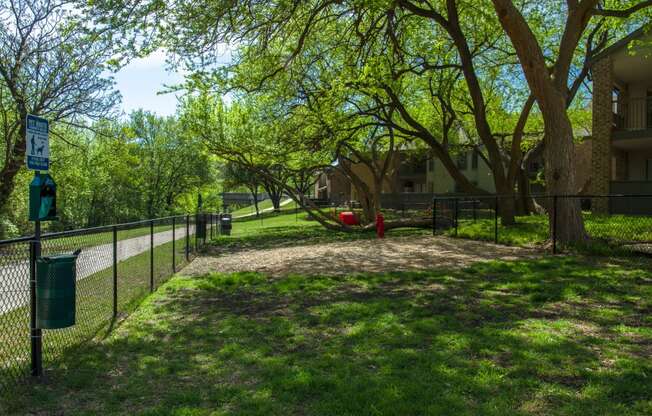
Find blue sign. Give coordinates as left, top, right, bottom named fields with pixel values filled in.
left=26, top=114, right=49, bottom=171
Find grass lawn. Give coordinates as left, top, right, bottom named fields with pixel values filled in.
left=449, top=213, right=652, bottom=253
left=3, top=256, right=651, bottom=415
left=230, top=199, right=298, bottom=217
left=0, top=224, right=205, bottom=388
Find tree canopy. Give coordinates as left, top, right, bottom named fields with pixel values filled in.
left=3, top=0, right=652, bottom=239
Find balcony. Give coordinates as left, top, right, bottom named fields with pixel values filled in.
left=613, top=96, right=652, bottom=140
left=398, top=161, right=427, bottom=177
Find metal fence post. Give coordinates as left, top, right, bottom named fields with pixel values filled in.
left=185, top=215, right=190, bottom=261
left=172, top=217, right=176, bottom=273
left=194, top=214, right=198, bottom=252
left=454, top=198, right=459, bottom=236
left=113, top=226, right=118, bottom=318
left=150, top=220, right=154, bottom=292
left=432, top=198, right=437, bottom=235
left=30, top=219, right=43, bottom=377
left=473, top=200, right=477, bottom=221
left=552, top=196, right=558, bottom=254
left=494, top=196, right=499, bottom=244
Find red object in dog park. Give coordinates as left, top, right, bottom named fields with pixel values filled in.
left=339, top=211, right=359, bottom=226
left=376, top=212, right=385, bottom=239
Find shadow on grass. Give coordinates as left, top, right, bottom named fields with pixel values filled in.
left=3, top=256, right=651, bottom=415
left=452, top=214, right=652, bottom=257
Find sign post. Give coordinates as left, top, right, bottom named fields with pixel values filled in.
left=26, top=114, right=49, bottom=378
left=26, top=114, right=49, bottom=171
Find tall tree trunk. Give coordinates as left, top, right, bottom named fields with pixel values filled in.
left=261, top=180, right=283, bottom=212
left=491, top=0, right=587, bottom=244
left=249, top=186, right=260, bottom=216
left=0, top=123, right=26, bottom=214
left=373, top=177, right=383, bottom=217
left=516, top=167, right=535, bottom=215
left=493, top=175, right=517, bottom=226
left=271, top=194, right=281, bottom=211
left=336, top=159, right=376, bottom=223
left=543, top=110, right=586, bottom=242
left=352, top=179, right=374, bottom=224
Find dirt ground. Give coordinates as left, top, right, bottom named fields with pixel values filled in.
left=182, top=235, right=541, bottom=277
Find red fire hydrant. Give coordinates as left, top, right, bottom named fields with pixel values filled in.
left=376, top=212, right=385, bottom=239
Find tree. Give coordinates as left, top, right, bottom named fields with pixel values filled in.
left=489, top=0, right=652, bottom=243
left=125, top=110, right=213, bottom=219
left=222, top=161, right=263, bottom=216
left=0, top=0, right=119, bottom=213
left=88, top=0, right=647, bottom=237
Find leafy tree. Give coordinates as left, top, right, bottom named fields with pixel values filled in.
left=0, top=0, right=119, bottom=213
left=489, top=0, right=652, bottom=242
left=84, top=0, right=652, bottom=239
left=222, top=161, right=263, bottom=216
left=126, top=110, right=213, bottom=219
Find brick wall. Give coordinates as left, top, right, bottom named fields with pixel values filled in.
left=574, top=139, right=593, bottom=193
left=591, top=55, right=613, bottom=213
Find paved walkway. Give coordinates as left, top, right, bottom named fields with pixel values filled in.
left=232, top=198, right=294, bottom=219
left=0, top=225, right=196, bottom=314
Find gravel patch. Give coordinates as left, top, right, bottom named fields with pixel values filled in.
left=182, top=235, right=541, bottom=277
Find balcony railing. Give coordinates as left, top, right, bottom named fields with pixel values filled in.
left=613, top=96, right=652, bottom=131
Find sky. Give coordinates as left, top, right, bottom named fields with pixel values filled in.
left=113, top=50, right=185, bottom=117
left=114, top=46, right=233, bottom=117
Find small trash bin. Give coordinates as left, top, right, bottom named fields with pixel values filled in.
left=36, top=250, right=80, bottom=329
left=219, top=213, right=232, bottom=236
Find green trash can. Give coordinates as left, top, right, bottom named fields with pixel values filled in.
left=36, top=250, right=80, bottom=329
left=219, top=213, right=232, bottom=236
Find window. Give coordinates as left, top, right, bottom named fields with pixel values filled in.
left=456, top=153, right=467, bottom=170
left=471, top=150, right=479, bottom=170
left=612, top=87, right=620, bottom=114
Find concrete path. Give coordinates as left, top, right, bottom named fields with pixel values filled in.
left=0, top=225, right=196, bottom=315
left=233, top=198, right=294, bottom=219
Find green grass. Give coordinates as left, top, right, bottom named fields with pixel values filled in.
left=229, top=210, right=321, bottom=237
left=230, top=199, right=298, bottom=217
left=449, top=213, right=652, bottom=253
left=0, top=224, right=208, bottom=388
left=3, top=256, right=651, bottom=415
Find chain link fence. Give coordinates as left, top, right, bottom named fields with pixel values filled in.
left=0, top=213, right=219, bottom=389
left=433, top=194, right=652, bottom=255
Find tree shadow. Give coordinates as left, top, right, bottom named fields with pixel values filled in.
left=4, top=256, right=651, bottom=415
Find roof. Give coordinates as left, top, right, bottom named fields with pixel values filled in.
left=589, top=26, right=648, bottom=66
